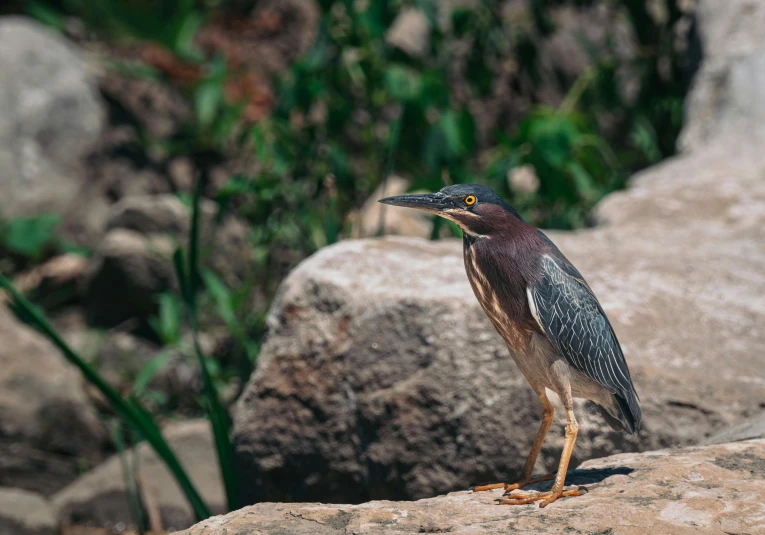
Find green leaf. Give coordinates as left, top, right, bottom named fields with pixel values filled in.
left=149, top=294, right=182, bottom=345
left=3, top=214, right=60, bottom=258
left=566, top=161, right=597, bottom=199
left=172, top=11, right=203, bottom=59
left=526, top=115, right=575, bottom=168
left=202, top=271, right=236, bottom=328
left=384, top=65, right=423, bottom=102
left=133, top=351, right=173, bottom=397
left=26, top=1, right=66, bottom=29
left=195, top=79, right=224, bottom=128
left=439, top=109, right=474, bottom=158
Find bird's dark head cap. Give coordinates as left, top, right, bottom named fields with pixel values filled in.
left=378, top=183, right=520, bottom=236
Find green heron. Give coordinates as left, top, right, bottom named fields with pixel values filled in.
left=379, top=184, right=641, bottom=507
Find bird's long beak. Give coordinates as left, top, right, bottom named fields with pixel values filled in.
left=378, top=192, right=453, bottom=214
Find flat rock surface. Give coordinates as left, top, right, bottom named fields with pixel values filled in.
left=179, top=439, right=765, bottom=535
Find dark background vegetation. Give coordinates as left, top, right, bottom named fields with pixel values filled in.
left=0, top=0, right=699, bottom=527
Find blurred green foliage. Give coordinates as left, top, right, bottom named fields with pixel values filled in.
left=0, top=213, right=61, bottom=261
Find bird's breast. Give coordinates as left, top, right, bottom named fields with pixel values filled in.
left=463, top=244, right=534, bottom=352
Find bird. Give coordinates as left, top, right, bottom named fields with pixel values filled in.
left=378, top=184, right=641, bottom=507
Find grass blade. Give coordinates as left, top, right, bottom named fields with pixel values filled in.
left=0, top=273, right=212, bottom=521
left=179, top=177, right=239, bottom=511
left=113, top=421, right=147, bottom=534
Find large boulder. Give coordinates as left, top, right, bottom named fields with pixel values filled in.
left=0, top=307, right=106, bottom=495
left=0, top=17, right=107, bottom=243
left=0, top=488, right=57, bottom=535
left=53, top=420, right=225, bottom=533
left=179, top=438, right=765, bottom=535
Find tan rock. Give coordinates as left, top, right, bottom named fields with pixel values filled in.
left=385, top=9, right=430, bottom=58
left=178, top=439, right=765, bottom=535
left=0, top=487, right=57, bottom=535
left=52, top=420, right=225, bottom=533
left=0, top=307, right=106, bottom=495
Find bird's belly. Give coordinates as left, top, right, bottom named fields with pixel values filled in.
left=522, top=334, right=614, bottom=402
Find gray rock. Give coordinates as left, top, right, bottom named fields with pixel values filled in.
left=680, top=0, right=765, bottom=151
left=53, top=420, right=225, bottom=533
left=179, top=439, right=765, bottom=535
left=83, top=229, right=177, bottom=326
left=0, top=17, right=105, bottom=231
left=0, top=307, right=106, bottom=495
left=703, top=413, right=765, bottom=446
left=84, top=195, right=253, bottom=326
left=0, top=488, right=57, bottom=535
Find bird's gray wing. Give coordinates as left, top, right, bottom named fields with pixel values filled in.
left=528, top=255, right=640, bottom=414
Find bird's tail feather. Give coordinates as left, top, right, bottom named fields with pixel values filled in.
left=596, top=390, right=641, bottom=434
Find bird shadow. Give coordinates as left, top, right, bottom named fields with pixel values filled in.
left=524, top=466, right=634, bottom=493
left=472, top=466, right=633, bottom=494
left=564, top=466, right=633, bottom=485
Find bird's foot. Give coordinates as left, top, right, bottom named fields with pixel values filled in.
left=471, top=473, right=554, bottom=493
left=497, top=486, right=584, bottom=507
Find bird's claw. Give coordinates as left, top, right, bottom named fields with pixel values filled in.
left=470, top=482, right=506, bottom=492
left=496, top=486, right=585, bottom=507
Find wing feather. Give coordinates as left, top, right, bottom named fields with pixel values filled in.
left=529, top=254, right=641, bottom=431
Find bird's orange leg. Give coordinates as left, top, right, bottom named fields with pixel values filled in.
left=499, top=407, right=581, bottom=507
left=472, top=389, right=556, bottom=493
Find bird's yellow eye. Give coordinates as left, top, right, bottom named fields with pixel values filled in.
left=465, top=195, right=477, bottom=206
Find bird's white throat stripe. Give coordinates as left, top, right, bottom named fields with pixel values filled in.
left=442, top=210, right=488, bottom=238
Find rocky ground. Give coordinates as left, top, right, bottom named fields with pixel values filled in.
left=179, top=438, right=765, bottom=535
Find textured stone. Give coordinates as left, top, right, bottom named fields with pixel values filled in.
left=84, top=195, right=253, bottom=326
left=179, top=439, right=765, bottom=535
left=0, top=17, right=105, bottom=237
left=0, top=307, right=106, bottom=496
left=680, top=0, right=765, bottom=151
left=0, top=488, right=57, bottom=535
left=704, top=413, right=765, bottom=446
left=52, top=420, right=225, bottom=534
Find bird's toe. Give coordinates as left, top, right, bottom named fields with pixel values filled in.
left=497, top=487, right=584, bottom=507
